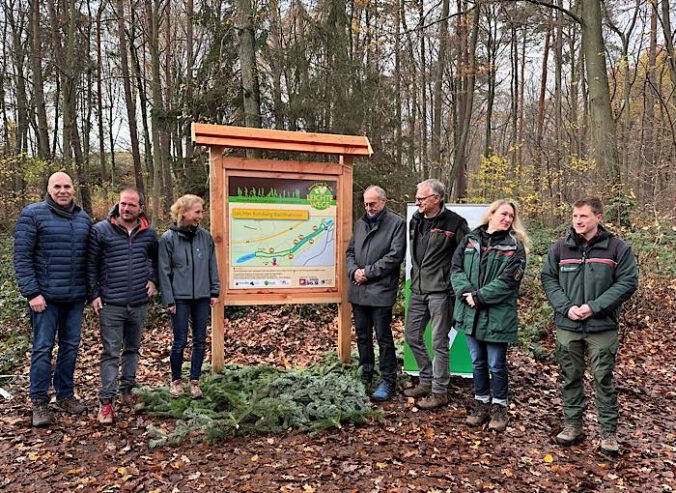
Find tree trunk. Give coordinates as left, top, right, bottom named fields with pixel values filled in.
left=394, top=0, right=402, bottom=169
left=95, top=3, right=107, bottom=185
left=535, top=9, right=552, bottom=213
left=483, top=3, right=498, bottom=158
left=129, top=12, right=154, bottom=189
left=451, top=1, right=480, bottom=199
left=642, top=3, right=657, bottom=204
left=184, top=0, right=194, bottom=172
left=660, top=0, right=676, bottom=95
left=161, top=0, right=173, bottom=214
left=581, top=0, right=621, bottom=189
left=29, top=0, right=50, bottom=161
left=145, top=0, right=165, bottom=218
left=430, top=0, right=450, bottom=177
left=116, top=0, right=145, bottom=196
left=269, top=0, right=284, bottom=129
left=418, top=0, right=427, bottom=175
left=236, top=0, right=261, bottom=128
left=8, top=0, right=29, bottom=155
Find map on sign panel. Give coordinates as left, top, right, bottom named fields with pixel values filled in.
left=228, top=176, right=337, bottom=290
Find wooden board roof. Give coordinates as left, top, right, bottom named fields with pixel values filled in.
left=192, top=123, right=373, bottom=157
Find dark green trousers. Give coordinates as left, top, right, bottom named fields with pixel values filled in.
left=555, top=328, right=619, bottom=433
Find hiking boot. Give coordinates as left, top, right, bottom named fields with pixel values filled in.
left=97, top=402, right=115, bottom=425
left=371, top=380, right=395, bottom=402
left=170, top=379, right=183, bottom=398
left=403, top=384, right=432, bottom=399
left=488, top=404, right=509, bottom=432
left=119, top=392, right=137, bottom=407
left=417, top=392, right=449, bottom=410
left=556, top=423, right=584, bottom=446
left=57, top=396, right=86, bottom=414
left=599, top=432, right=619, bottom=456
left=32, top=402, right=51, bottom=428
left=466, top=400, right=491, bottom=427
left=190, top=380, right=203, bottom=399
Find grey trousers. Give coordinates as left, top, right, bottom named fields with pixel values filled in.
left=99, top=304, right=148, bottom=402
left=405, top=292, right=453, bottom=394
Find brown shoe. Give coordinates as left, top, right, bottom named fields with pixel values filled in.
left=57, top=396, right=86, bottom=414
left=403, top=384, right=432, bottom=399
left=170, top=379, right=183, bottom=398
left=190, top=380, right=203, bottom=399
left=466, top=400, right=491, bottom=426
left=119, top=392, right=137, bottom=407
left=556, top=423, right=584, bottom=446
left=599, top=432, right=619, bottom=456
left=32, top=402, right=51, bottom=428
left=488, top=404, right=509, bottom=432
left=417, top=392, right=449, bottom=410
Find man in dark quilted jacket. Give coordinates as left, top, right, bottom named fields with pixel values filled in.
left=87, top=188, right=158, bottom=424
left=14, top=172, right=92, bottom=427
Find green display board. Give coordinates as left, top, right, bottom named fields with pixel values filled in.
left=403, top=204, right=488, bottom=377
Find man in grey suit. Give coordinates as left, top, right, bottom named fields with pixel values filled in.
left=346, top=185, right=406, bottom=401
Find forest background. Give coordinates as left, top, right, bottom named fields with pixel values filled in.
left=0, top=0, right=675, bottom=491
left=0, top=0, right=675, bottom=224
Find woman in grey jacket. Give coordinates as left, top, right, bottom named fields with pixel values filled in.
left=158, top=195, right=220, bottom=399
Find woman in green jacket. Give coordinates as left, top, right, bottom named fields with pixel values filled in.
left=451, top=200, right=530, bottom=432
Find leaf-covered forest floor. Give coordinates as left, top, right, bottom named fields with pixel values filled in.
left=0, top=279, right=674, bottom=493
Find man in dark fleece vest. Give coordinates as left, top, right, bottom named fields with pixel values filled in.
left=346, top=185, right=406, bottom=401
left=14, top=172, right=91, bottom=427
left=87, top=188, right=158, bottom=424
left=404, top=179, right=469, bottom=409
left=542, top=197, right=637, bottom=456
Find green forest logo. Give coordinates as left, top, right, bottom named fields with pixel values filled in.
left=307, top=183, right=333, bottom=210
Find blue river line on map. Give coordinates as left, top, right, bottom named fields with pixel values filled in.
left=235, top=219, right=334, bottom=264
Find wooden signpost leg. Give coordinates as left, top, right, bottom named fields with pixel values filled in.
left=210, top=146, right=226, bottom=373
left=337, top=156, right=353, bottom=364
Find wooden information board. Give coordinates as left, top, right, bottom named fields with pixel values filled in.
left=192, top=123, right=372, bottom=371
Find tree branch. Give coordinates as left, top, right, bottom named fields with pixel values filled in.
left=507, top=0, right=584, bottom=26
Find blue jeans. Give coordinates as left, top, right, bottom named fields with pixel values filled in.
left=466, top=335, right=509, bottom=406
left=99, top=304, right=148, bottom=402
left=170, top=299, right=210, bottom=381
left=352, top=304, right=397, bottom=384
left=29, top=301, right=85, bottom=403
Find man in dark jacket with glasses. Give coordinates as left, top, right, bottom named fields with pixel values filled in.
left=346, top=185, right=406, bottom=401
left=404, top=179, right=469, bottom=410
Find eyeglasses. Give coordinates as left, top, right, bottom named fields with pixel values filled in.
left=364, top=201, right=382, bottom=208
left=415, top=194, right=438, bottom=203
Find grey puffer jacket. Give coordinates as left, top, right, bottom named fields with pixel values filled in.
left=346, top=208, right=406, bottom=307
left=158, top=225, right=220, bottom=306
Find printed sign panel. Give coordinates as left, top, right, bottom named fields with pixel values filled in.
left=403, top=204, right=489, bottom=377
left=228, top=176, right=338, bottom=290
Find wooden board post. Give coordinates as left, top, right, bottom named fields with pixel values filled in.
left=337, top=155, right=353, bottom=363
left=209, top=146, right=226, bottom=372
left=193, top=124, right=371, bottom=371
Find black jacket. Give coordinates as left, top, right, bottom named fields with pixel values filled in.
left=409, top=205, right=469, bottom=294
left=87, top=205, right=159, bottom=306
left=346, top=208, right=406, bottom=307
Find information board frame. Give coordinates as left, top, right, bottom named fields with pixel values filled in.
left=192, top=124, right=372, bottom=371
